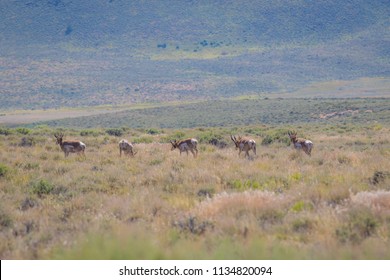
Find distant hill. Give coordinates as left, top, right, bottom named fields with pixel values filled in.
left=0, top=0, right=389, bottom=110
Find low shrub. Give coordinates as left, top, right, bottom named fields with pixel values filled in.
left=0, top=209, right=12, bottom=228
left=0, top=127, right=11, bottom=135
left=30, top=179, right=55, bottom=197
left=19, top=137, right=35, bottom=147
left=336, top=208, right=379, bottom=244
left=0, top=164, right=9, bottom=177
left=106, top=128, right=124, bottom=137
left=15, top=127, right=31, bottom=135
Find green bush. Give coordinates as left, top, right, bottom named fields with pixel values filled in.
left=146, top=128, right=161, bottom=135
left=31, top=179, right=55, bottom=197
left=80, top=129, right=101, bottom=137
left=106, top=128, right=124, bottom=137
left=0, top=127, right=11, bottom=135
left=336, top=208, right=379, bottom=244
left=0, top=164, right=9, bottom=177
left=261, top=130, right=290, bottom=146
left=133, top=136, right=153, bottom=144
left=15, top=127, right=31, bottom=135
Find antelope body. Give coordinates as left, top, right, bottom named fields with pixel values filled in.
left=119, top=139, right=137, bottom=157
left=288, top=131, right=313, bottom=156
left=230, top=135, right=256, bottom=158
left=54, top=133, right=86, bottom=157
left=170, top=138, right=198, bottom=158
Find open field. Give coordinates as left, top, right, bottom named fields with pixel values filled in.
left=1, top=0, right=389, bottom=261
left=1, top=124, right=389, bottom=259
left=0, top=107, right=127, bottom=126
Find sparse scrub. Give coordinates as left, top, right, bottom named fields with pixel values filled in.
left=336, top=208, right=379, bottom=244
left=0, top=124, right=389, bottom=259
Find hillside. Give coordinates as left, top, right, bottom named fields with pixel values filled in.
left=0, top=0, right=389, bottom=111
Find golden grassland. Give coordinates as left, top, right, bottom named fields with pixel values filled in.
left=0, top=124, right=390, bottom=259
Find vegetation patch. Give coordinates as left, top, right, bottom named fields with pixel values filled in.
left=0, top=164, right=9, bottom=177
left=0, top=124, right=389, bottom=259
left=30, top=179, right=55, bottom=197
left=336, top=208, right=379, bottom=244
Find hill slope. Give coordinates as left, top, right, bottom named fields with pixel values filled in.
left=0, top=0, right=389, bottom=110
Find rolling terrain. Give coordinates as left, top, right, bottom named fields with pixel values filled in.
left=0, top=0, right=389, bottom=111
left=0, top=1, right=390, bottom=261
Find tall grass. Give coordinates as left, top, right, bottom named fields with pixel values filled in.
left=0, top=124, right=389, bottom=259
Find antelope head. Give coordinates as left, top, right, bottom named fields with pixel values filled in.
left=170, top=140, right=178, bottom=150
left=288, top=131, right=297, bottom=142
left=54, top=133, right=64, bottom=145
left=230, top=135, right=239, bottom=149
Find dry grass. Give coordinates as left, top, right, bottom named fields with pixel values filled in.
left=0, top=125, right=390, bottom=259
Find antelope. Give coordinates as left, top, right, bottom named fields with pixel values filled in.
left=119, top=139, right=137, bottom=157
left=230, top=135, right=256, bottom=158
left=54, top=133, right=86, bottom=157
left=170, top=138, right=198, bottom=158
left=288, top=131, right=313, bottom=156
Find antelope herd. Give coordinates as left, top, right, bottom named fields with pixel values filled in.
left=52, top=131, right=313, bottom=158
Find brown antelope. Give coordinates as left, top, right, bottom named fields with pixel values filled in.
left=54, top=133, right=86, bottom=157
left=119, top=139, right=137, bottom=157
left=230, top=135, right=256, bottom=158
left=288, top=131, right=313, bottom=156
left=170, top=138, right=198, bottom=158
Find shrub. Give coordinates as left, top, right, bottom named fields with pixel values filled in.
left=261, top=130, right=290, bottom=146
left=31, top=179, right=55, bottom=197
left=338, top=155, right=351, bottom=164
left=174, top=216, right=213, bottom=235
left=291, top=201, right=313, bottom=212
left=146, top=128, right=160, bottom=135
left=227, top=179, right=262, bottom=191
left=292, top=218, right=314, bottom=233
left=170, top=131, right=186, bottom=140
left=80, top=129, right=101, bottom=137
left=370, top=171, right=389, bottom=185
left=19, top=137, right=35, bottom=147
left=0, top=209, right=12, bottom=228
left=0, top=164, right=9, bottom=177
left=197, top=188, right=215, bottom=199
left=0, top=127, right=11, bottom=135
left=106, top=128, right=124, bottom=137
left=20, top=197, right=37, bottom=211
left=133, top=136, right=153, bottom=144
left=15, top=127, right=31, bottom=135
left=336, top=208, right=379, bottom=244
left=197, top=131, right=223, bottom=144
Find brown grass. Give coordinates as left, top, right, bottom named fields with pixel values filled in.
left=0, top=125, right=390, bottom=259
